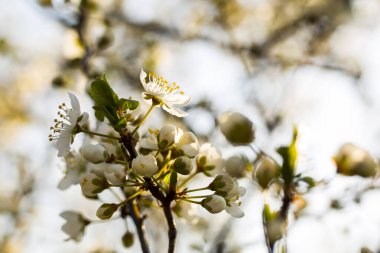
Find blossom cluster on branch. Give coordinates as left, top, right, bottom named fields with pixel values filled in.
left=50, top=69, right=380, bottom=253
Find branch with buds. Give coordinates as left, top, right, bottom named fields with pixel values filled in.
left=50, top=69, right=246, bottom=253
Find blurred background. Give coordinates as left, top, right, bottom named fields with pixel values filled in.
left=1, top=0, right=380, bottom=252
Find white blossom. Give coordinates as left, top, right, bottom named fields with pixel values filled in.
left=140, top=69, right=191, bottom=117
left=80, top=171, right=108, bottom=197
left=103, top=164, right=126, bottom=186
left=173, top=156, right=193, bottom=175
left=196, top=143, right=223, bottom=175
left=176, top=130, right=199, bottom=157
left=49, top=93, right=88, bottom=157
left=58, top=152, right=88, bottom=190
left=201, top=195, right=226, bottom=214
left=60, top=211, right=89, bottom=242
left=80, top=143, right=108, bottom=164
left=225, top=155, right=247, bottom=178
left=158, top=124, right=177, bottom=149
left=208, top=174, right=235, bottom=195
left=132, top=154, right=158, bottom=176
left=224, top=180, right=246, bottom=218
left=140, top=134, right=158, bottom=150
left=225, top=202, right=244, bottom=218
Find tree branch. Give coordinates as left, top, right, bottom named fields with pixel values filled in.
left=120, top=127, right=178, bottom=253
left=122, top=200, right=151, bottom=253
left=162, top=201, right=177, bottom=253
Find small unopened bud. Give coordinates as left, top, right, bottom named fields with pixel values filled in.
left=80, top=172, right=108, bottom=198
left=158, top=124, right=177, bottom=150
left=80, top=144, right=108, bottom=164
left=334, top=143, right=378, bottom=178
left=254, top=157, right=280, bottom=189
left=96, top=203, right=120, bottom=220
left=201, top=195, right=226, bottom=214
left=132, top=154, right=158, bottom=177
left=122, top=231, right=134, bottom=248
left=218, top=112, right=255, bottom=145
left=225, top=155, right=247, bottom=178
left=177, top=132, right=199, bottom=157
left=104, top=164, right=126, bottom=186
left=173, top=156, right=193, bottom=175
left=208, top=175, right=234, bottom=196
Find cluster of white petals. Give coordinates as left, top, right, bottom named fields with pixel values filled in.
left=196, top=143, right=223, bottom=175
left=49, top=93, right=88, bottom=157
left=140, top=69, right=191, bottom=117
left=60, top=211, right=89, bottom=241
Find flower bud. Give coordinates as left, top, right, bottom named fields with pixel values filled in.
left=80, top=144, right=108, bottom=164
left=218, top=112, right=255, bottom=145
left=122, top=231, right=134, bottom=248
left=80, top=171, right=108, bottom=197
left=267, top=218, right=286, bottom=246
left=173, top=156, right=193, bottom=175
left=201, top=195, right=226, bottom=214
left=208, top=175, right=234, bottom=196
left=254, top=157, right=280, bottom=189
left=196, top=143, right=223, bottom=175
left=104, top=164, right=126, bottom=186
left=132, top=154, right=158, bottom=177
left=140, top=135, right=158, bottom=151
left=158, top=124, right=177, bottom=150
left=96, top=203, right=120, bottom=220
left=177, top=132, right=199, bottom=157
left=334, top=143, right=378, bottom=178
left=225, top=155, right=247, bottom=178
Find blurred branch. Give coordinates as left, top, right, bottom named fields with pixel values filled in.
left=75, top=0, right=93, bottom=77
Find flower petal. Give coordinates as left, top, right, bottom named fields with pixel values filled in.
left=162, top=105, right=188, bottom=117
left=225, top=202, right=244, bottom=218
left=164, top=94, right=191, bottom=106
left=55, top=128, right=72, bottom=157
left=77, top=112, right=89, bottom=126
left=68, top=93, right=81, bottom=121
left=58, top=170, right=81, bottom=190
left=140, top=69, right=148, bottom=91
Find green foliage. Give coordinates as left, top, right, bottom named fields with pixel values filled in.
left=276, top=127, right=298, bottom=186
left=96, top=203, right=120, bottom=220
left=296, top=176, right=315, bottom=189
left=90, top=76, right=139, bottom=129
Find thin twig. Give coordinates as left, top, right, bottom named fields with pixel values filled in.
left=124, top=200, right=150, bottom=253
left=163, top=201, right=177, bottom=253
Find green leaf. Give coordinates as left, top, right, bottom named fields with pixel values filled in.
left=90, top=77, right=119, bottom=107
left=116, top=118, right=127, bottom=129
left=276, top=126, right=298, bottom=185
left=169, top=172, right=178, bottom=190
left=90, top=77, right=120, bottom=125
left=96, top=203, right=120, bottom=220
left=298, top=176, right=315, bottom=189
left=118, top=98, right=139, bottom=111
left=263, top=203, right=277, bottom=222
